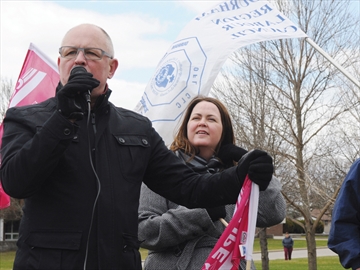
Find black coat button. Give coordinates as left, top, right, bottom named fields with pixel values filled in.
left=142, top=139, right=148, bottom=145
left=64, top=128, right=71, bottom=135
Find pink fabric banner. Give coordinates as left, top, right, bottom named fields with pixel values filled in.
left=9, top=43, right=59, bottom=108
left=0, top=123, right=10, bottom=209
left=202, top=176, right=258, bottom=270
left=0, top=43, right=59, bottom=209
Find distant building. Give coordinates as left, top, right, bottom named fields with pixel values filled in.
left=257, top=218, right=286, bottom=237
left=311, top=209, right=332, bottom=234
left=0, top=199, right=23, bottom=251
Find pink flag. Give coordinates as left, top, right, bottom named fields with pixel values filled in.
left=202, top=176, right=259, bottom=270
left=0, top=123, right=10, bottom=209
left=9, top=43, right=59, bottom=108
left=0, top=43, right=59, bottom=209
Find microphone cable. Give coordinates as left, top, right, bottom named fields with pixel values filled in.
left=83, top=93, right=102, bottom=270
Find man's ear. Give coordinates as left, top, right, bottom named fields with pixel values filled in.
left=108, top=59, right=119, bottom=79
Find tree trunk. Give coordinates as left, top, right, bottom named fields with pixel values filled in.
left=259, top=228, right=269, bottom=270
left=305, top=222, right=317, bottom=270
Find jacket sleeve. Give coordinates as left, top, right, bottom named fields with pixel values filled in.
left=0, top=105, right=77, bottom=198
left=328, top=159, right=360, bottom=270
left=138, top=183, right=221, bottom=250
left=256, top=176, right=286, bottom=227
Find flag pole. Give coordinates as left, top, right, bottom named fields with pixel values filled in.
left=219, top=218, right=228, bottom=227
left=305, top=38, right=360, bottom=89
left=245, top=182, right=259, bottom=270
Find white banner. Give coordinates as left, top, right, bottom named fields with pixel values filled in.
left=134, top=0, right=307, bottom=145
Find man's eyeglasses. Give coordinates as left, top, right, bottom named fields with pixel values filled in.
left=59, top=46, right=113, bottom=60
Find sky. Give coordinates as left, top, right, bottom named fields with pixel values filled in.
left=1, top=1, right=359, bottom=111
left=0, top=0, right=217, bottom=110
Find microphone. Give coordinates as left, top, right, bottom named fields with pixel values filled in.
left=70, top=65, right=87, bottom=75
left=70, top=66, right=91, bottom=103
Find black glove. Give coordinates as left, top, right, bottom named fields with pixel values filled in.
left=217, top=144, right=248, bottom=167
left=56, top=71, right=100, bottom=120
left=237, top=149, right=273, bottom=191
left=206, top=206, right=226, bottom=221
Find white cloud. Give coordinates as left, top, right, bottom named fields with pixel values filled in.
left=1, top=1, right=218, bottom=111
left=1, top=1, right=172, bottom=76
left=107, top=78, right=146, bottom=110
left=178, top=0, right=218, bottom=13
left=0, top=1, right=176, bottom=109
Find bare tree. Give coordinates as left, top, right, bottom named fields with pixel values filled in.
left=213, top=0, right=360, bottom=269
left=0, top=77, right=24, bottom=221
left=0, top=77, right=14, bottom=122
left=213, top=45, right=284, bottom=269
left=258, top=228, right=269, bottom=270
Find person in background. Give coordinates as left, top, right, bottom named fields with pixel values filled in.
left=282, top=232, right=294, bottom=260
left=138, top=96, right=286, bottom=270
left=328, top=159, right=360, bottom=270
left=0, top=24, right=274, bottom=269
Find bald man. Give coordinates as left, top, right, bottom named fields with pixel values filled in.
left=0, top=24, right=273, bottom=269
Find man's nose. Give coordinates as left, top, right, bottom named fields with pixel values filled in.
left=74, top=50, right=86, bottom=64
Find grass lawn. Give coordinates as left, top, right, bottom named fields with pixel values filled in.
left=253, top=238, right=328, bottom=252
left=254, top=256, right=342, bottom=270
left=0, top=250, right=150, bottom=269
left=0, top=251, right=14, bottom=270
left=0, top=250, right=341, bottom=270
left=0, top=239, right=336, bottom=270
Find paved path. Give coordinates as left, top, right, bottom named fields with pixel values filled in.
left=252, top=247, right=337, bottom=261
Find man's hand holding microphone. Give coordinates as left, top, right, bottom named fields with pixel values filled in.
left=56, top=66, right=100, bottom=121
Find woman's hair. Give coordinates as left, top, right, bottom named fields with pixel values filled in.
left=170, top=96, right=235, bottom=159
